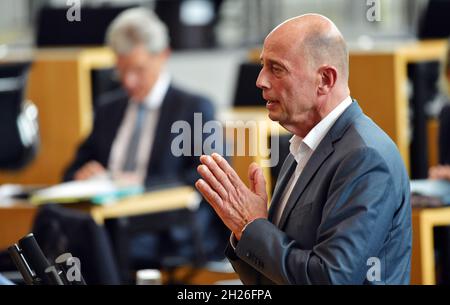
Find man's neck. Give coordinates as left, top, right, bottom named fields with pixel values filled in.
left=317, top=88, right=350, bottom=119
left=289, top=92, right=350, bottom=138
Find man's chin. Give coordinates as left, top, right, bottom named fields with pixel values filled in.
left=125, top=89, right=146, bottom=101
left=130, top=95, right=145, bottom=102
left=267, top=111, right=280, bottom=122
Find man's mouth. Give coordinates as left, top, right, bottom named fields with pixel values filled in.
left=266, top=100, right=279, bottom=110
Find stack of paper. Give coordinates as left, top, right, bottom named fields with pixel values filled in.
left=410, top=179, right=450, bottom=206
left=30, top=179, right=144, bottom=205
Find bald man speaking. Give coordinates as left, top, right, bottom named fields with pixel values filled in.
left=195, top=14, right=411, bottom=284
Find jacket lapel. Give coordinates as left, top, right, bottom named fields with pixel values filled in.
left=146, top=85, right=176, bottom=173
left=277, top=138, right=334, bottom=229
left=277, top=101, right=363, bottom=229
left=268, top=154, right=296, bottom=221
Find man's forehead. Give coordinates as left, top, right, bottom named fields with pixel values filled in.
left=260, top=35, right=297, bottom=62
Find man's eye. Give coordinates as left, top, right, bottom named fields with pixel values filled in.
left=272, top=66, right=283, bottom=73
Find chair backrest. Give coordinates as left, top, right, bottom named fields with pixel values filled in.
left=32, top=204, right=121, bottom=285
left=418, top=0, right=450, bottom=39
left=36, top=5, right=135, bottom=47
left=232, top=62, right=265, bottom=107
left=154, top=0, right=223, bottom=50
left=0, top=62, right=39, bottom=170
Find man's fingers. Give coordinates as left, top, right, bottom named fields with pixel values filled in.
left=248, top=162, right=259, bottom=193
left=195, top=179, right=223, bottom=209
left=211, top=153, right=244, bottom=187
left=248, top=162, right=260, bottom=193
left=74, top=161, right=106, bottom=180
left=429, top=168, right=437, bottom=179
left=74, top=171, right=87, bottom=180
left=85, top=162, right=104, bottom=175
left=88, top=161, right=105, bottom=173
left=85, top=165, right=96, bottom=176
left=75, top=166, right=93, bottom=180
left=248, top=162, right=267, bottom=198
left=197, top=165, right=228, bottom=199
left=200, top=155, right=234, bottom=191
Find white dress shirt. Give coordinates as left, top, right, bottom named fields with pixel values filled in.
left=108, top=71, right=171, bottom=184
left=230, top=96, right=353, bottom=248
left=272, top=96, right=353, bottom=226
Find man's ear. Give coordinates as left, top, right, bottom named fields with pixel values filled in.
left=161, top=48, right=171, bottom=60
left=317, top=65, right=337, bottom=95
left=153, top=48, right=171, bottom=62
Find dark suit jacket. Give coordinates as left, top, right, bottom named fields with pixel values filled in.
left=225, top=101, right=412, bottom=285
left=63, top=85, right=214, bottom=187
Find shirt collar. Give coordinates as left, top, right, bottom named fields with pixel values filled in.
left=132, top=70, right=171, bottom=110
left=288, top=135, right=306, bottom=164
left=289, top=96, right=352, bottom=159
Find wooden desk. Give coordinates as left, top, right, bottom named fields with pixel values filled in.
left=0, top=47, right=116, bottom=185
left=0, top=186, right=199, bottom=250
left=411, top=206, right=450, bottom=285
left=161, top=263, right=239, bottom=285
left=0, top=201, right=37, bottom=250
left=72, top=186, right=200, bottom=225
left=427, top=119, right=439, bottom=168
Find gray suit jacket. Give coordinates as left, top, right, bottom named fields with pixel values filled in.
left=225, top=101, right=412, bottom=284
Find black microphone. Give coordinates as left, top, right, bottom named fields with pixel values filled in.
left=7, top=244, right=35, bottom=285
left=18, top=233, right=53, bottom=284
left=9, top=233, right=86, bottom=285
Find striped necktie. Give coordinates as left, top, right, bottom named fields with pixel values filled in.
left=122, top=103, right=147, bottom=172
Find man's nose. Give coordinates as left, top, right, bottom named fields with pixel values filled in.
left=123, top=73, right=138, bottom=90
left=256, top=68, right=270, bottom=90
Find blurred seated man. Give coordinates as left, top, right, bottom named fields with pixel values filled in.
left=429, top=38, right=450, bottom=179
left=63, top=8, right=227, bottom=267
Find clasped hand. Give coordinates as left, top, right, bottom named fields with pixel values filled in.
left=195, top=153, right=268, bottom=240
